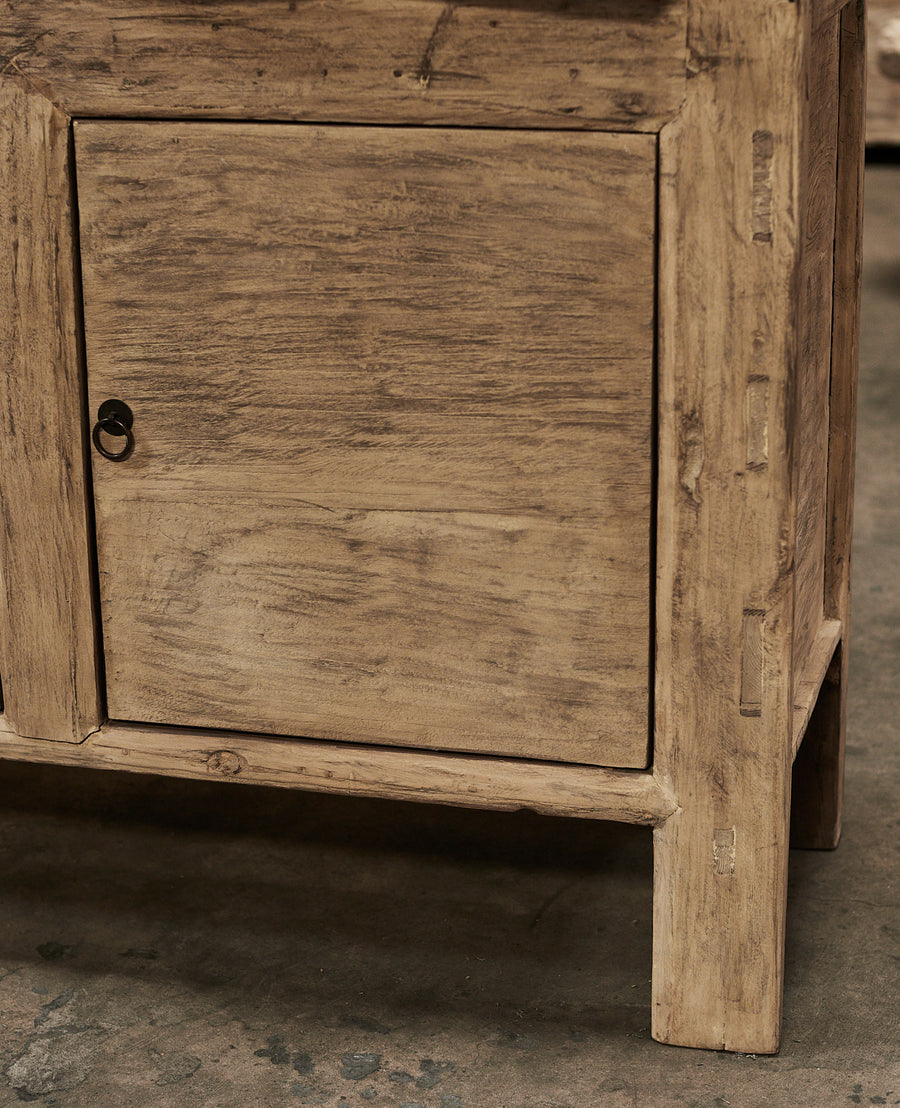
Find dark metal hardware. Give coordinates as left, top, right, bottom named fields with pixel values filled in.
left=92, top=398, right=135, bottom=462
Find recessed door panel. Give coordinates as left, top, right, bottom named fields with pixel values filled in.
left=76, top=122, right=655, bottom=767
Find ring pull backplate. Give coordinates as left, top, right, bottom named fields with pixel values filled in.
left=92, top=399, right=135, bottom=462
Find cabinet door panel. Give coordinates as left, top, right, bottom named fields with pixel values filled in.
left=76, top=122, right=654, bottom=768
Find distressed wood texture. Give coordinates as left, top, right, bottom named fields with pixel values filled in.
left=867, top=0, right=900, bottom=143
left=792, top=14, right=840, bottom=686
left=652, top=0, right=834, bottom=1053
left=0, top=82, right=101, bottom=742
left=0, top=0, right=687, bottom=131
left=792, top=618, right=842, bottom=757
left=814, top=0, right=854, bottom=28
left=792, top=0, right=866, bottom=849
left=0, top=718, right=678, bottom=827
left=76, top=123, right=655, bottom=768
left=0, top=0, right=864, bottom=1057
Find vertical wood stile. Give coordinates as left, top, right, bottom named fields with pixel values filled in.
left=652, top=0, right=806, bottom=1052
left=792, top=0, right=866, bottom=849
left=0, top=82, right=101, bottom=742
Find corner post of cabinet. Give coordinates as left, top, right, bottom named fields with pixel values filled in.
left=650, top=0, right=808, bottom=1053
left=791, top=0, right=866, bottom=850
left=0, top=78, right=103, bottom=743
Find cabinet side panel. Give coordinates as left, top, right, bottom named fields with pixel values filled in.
left=792, top=14, right=841, bottom=688
left=0, top=83, right=102, bottom=742
left=792, top=0, right=866, bottom=848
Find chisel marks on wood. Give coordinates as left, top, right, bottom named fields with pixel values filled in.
left=746, top=374, right=769, bottom=470
left=713, top=827, right=736, bottom=877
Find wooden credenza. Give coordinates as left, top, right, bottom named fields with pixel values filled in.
left=0, top=0, right=864, bottom=1054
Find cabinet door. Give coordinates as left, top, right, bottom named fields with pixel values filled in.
left=76, top=122, right=655, bottom=768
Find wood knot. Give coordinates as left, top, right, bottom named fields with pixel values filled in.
left=206, top=750, right=246, bottom=776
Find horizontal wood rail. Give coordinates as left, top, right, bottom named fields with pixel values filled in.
left=792, top=619, right=842, bottom=759
left=0, top=718, right=678, bottom=827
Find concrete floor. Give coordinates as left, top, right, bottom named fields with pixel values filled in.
left=0, top=165, right=898, bottom=1108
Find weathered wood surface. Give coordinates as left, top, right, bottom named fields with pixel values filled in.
left=0, top=82, right=101, bottom=742
left=814, top=0, right=853, bottom=28
left=791, top=618, right=842, bottom=757
left=76, top=122, right=655, bottom=768
left=792, top=14, right=840, bottom=687
left=793, top=0, right=865, bottom=849
left=652, top=0, right=812, bottom=1054
left=0, top=0, right=687, bottom=131
left=867, top=0, right=900, bottom=143
left=0, top=718, right=678, bottom=827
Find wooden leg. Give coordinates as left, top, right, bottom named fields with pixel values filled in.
left=649, top=0, right=862, bottom=1055
left=791, top=644, right=845, bottom=849
left=652, top=779, right=790, bottom=1054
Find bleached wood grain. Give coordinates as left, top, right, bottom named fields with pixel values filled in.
left=0, top=718, right=678, bottom=827
left=77, top=123, right=655, bottom=768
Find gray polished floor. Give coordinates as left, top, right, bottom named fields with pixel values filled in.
left=0, top=165, right=898, bottom=1108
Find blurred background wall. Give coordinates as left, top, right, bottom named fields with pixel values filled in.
left=869, top=0, right=900, bottom=144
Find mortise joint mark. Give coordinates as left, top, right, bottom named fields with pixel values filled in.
left=746, top=374, right=770, bottom=470
left=714, top=828, right=736, bottom=876
left=740, top=608, right=765, bottom=717
left=752, top=130, right=774, bottom=244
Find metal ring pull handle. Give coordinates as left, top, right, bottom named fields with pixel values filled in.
left=92, top=399, right=135, bottom=462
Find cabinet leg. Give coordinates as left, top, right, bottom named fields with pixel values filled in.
left=791, top=644, right=845, bottom=850
left=651, top=799, right=790, bottom=1054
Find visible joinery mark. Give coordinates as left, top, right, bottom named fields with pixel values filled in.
left=417, top=3, right=457, bottom=89
left=740, top=609, right=765, bottom=717
left=746, top=374, right=769, bottom=470
left=752, top=130, right=774, bottom=243
left=713, top=828, right=736, bottom=877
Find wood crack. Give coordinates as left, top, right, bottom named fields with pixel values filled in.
left=416, top=3, right=457, bottom=89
